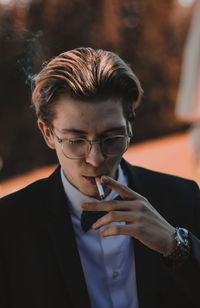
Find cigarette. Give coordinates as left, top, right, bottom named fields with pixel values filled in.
left=95, top=177, right=105, bottom=200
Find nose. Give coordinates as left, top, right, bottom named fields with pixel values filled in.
left=85, top=142, right=105, bottom=167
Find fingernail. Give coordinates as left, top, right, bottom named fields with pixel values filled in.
left=101, top=176, right=109, bottom=184
left=92, top=223, right=97, bottom=229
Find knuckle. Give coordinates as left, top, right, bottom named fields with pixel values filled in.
left=112, top=225, right=121, bottom=234
left=108, top=211, right=117, bottom=220
left=138, top=200, right=148, bottom=212
left=136, top=205, right=148, bottom=224
left=135, top=221, right=145, bottom=236
left=136, top=212, right=144, bottom=223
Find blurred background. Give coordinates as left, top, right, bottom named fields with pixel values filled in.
left=0, top=0, right=200, bottom=196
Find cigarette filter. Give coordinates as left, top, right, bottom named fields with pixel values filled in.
left=95, top=177, right=105, bottom=200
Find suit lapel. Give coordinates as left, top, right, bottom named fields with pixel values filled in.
left=45, top=167, right=91, bottom=308
left=122, top=160, right=159, bottom=308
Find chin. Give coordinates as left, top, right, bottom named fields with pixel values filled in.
left=82, top=187, right=110, bottom=200
left=79, top=186, right=98, bottom=198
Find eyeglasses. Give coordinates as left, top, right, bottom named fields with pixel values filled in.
left=52, top=129, right=132, bottom=160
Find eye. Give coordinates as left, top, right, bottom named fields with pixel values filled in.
left=68, top=138, right=86, bottom=145
left=104, top=135, right=124, bottom=144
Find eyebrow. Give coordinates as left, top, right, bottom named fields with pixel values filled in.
left=59, top=125, right=126, bottom=134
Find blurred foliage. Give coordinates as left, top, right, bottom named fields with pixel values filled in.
left=0, top=0, right=193, bottom=180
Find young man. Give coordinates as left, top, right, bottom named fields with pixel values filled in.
left=0, top=47, right=199, bottom=308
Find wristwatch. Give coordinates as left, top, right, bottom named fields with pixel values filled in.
left=164, top=227, right=191, bottom=266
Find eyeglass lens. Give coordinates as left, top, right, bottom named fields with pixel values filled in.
left=61, top=136, right=128, bottom=159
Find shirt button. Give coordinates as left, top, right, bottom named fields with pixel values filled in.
left=112, top=271, right=119, bottom=280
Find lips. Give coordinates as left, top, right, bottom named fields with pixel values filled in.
left=83, top=176, right=97, bottom=185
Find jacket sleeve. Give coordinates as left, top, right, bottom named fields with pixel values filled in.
left=172, top=233, right=200, bottom=307
left=0, top=251, right=9, bottom=307
left=0, top=201, right=9, bottom=307
left=169, top=181, right=200, bottom=307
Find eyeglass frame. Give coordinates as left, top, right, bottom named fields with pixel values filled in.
left=51, top=128, right=133, bottom=160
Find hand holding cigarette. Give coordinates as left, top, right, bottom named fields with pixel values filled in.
left=82, top=176, right=176, bottom=255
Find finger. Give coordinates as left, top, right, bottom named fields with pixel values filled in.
left=101, top=176, right=143, bottom=200
left=92, top=211, right=138, bottom=230
left=99, top=224, right=136, bottom=238
left=81, top=200, right=140, bottom=212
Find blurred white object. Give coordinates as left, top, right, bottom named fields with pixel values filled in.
left=189, top=124, right=200, bottom=173
left=178, top=0, right=195, bottom=7
left=176, top=0, right=200, bottom=122
left=176, top=0, right=200, bottom=171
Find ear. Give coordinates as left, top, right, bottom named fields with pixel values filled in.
left=37, top=120, right=56, bottom=149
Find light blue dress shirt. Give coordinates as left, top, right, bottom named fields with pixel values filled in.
left=61, top=165, right=138, bottom=308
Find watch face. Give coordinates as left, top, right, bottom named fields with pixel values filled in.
left=165, top=227, right=190, bottom=263
left=178, top=228, right=188, bottom=243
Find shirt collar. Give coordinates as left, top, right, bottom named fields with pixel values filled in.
left=60, top=164, right=128, bottom=218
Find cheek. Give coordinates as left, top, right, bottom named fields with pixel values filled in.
left=56, top=151, right=81, bottom=181
left=54, top=146, right=72, bottom=171
left=63, top=163, right=78, bottom=182
left=107, top=156, right=122, bottom=175
left=54, top=147, right=64, bottom=165
left=109, top=155, right=122, bottom=165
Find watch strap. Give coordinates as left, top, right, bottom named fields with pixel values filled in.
left=164, top=227, right=191, bottom=267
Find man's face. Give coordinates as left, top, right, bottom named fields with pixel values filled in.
left=39, top=96, right=129, bottom=198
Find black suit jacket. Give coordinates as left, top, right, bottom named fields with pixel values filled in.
left=0, top=160, right=200, bottom=308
